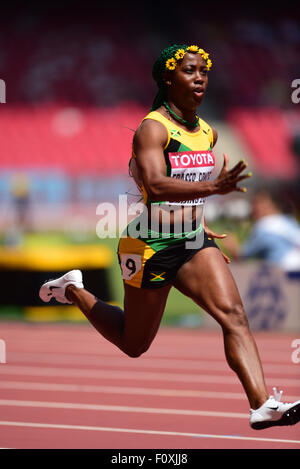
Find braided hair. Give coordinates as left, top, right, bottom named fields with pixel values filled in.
left=151, top=44, right=186, bottom=111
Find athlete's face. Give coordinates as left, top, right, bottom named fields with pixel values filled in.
left=166, top=53, right=209, bottom=108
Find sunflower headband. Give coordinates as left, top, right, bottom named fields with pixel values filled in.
left=165, top=45, right=212, bottom=71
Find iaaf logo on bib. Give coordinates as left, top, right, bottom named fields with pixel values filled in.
left=169, top=151, right=215, bottom=168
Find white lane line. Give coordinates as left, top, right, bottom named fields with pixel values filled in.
left=1, top=365, right=299, bottom=387
left=0, top=420, right=299, bottom=445
left=6, top=352, right=299, bottom=375
left=0, top=380, right=299, bottom=403
left=0, top=399, right=248, bottom=419
left=0, top=380, right=244, bottom=398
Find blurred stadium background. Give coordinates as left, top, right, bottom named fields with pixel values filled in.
left=0, top=1, right=299, bottom=330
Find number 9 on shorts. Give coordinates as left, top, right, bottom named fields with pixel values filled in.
left=120, top=254, right=142, bottom=280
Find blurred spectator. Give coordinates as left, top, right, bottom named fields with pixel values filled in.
left=223, top=188, right=300, bottom=271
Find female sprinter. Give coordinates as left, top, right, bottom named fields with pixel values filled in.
left=39, top=44, right=300, bottom=430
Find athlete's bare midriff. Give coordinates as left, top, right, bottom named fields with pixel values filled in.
left=146, top=204, right=203, bottom=233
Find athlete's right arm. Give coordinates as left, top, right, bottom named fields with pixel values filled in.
left=133, top=119, right=249, bottom=202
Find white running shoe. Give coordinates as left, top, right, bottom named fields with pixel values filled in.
left=250, top=387, right=300, bottom=430
left=39, top=269, right=84, bottom=304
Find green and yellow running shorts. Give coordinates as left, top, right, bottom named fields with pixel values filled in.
left=117, top=223, right=219, bottom=289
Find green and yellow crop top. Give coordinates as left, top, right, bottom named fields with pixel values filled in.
left=131, top=111, right=216, bottom=206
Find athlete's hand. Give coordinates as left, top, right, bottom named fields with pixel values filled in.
left=214, top=154, right=251, bottom=195
left=203, top=224, right=231, bottom=264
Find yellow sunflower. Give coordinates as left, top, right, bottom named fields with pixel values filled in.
left=201, top=52, right=209, bottom=60
left=165, top=58, right=177, bottom=70
left=187, top=45, right=199, bottom=53
left=206, top=59, right=212, bottom=70
left=175, top=49, right=185, bottom=60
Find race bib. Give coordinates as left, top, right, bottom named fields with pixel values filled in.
left=120, top=254, right=142, bottom=280
left=165, top=151, right=215, bottom=206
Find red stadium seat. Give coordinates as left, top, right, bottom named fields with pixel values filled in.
left=0, top=104, right=145, bottom=175
left=228, top=108, right=300, bottom=178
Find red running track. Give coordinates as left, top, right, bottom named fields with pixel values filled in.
left=0, top=322, right=299, bottom=449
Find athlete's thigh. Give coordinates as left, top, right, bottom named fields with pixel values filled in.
left=122, top=282, right=172, bottom=350
left=173, top=247, right=243, bottom=320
